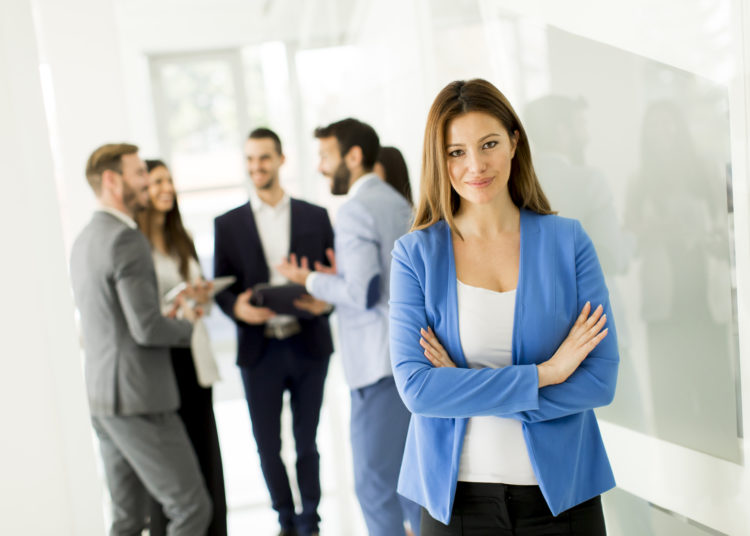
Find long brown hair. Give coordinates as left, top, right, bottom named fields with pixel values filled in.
left=136, top=160, right=198, bottom=281
left=412, top=79, right=553, bottom=235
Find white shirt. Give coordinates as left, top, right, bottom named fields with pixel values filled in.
left=98, top=206, right=136, bottom=229
left=249, top=190, right=296, bottom=327
left=456, top=279, right=538, bottom=485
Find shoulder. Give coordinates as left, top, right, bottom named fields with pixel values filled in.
left=215, top=203, right=250, bottom=226
left=290, top=198, right=330, bottom=220
left=394, top=221, right=447, bottom=261
left=526, top=210, right=582, bottom=240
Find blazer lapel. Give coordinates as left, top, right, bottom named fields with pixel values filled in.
left=240, top=202, right=269, bottom=282
left=288, top=198, right=301, bottom=254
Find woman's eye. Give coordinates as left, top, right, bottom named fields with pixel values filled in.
left=483, top=140, right=498, bottom=150
left=448, top=149, right=464, bottom=158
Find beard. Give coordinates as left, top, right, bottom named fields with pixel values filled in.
left=255, top=173, right=276, bottom=191
left=123, top=180, right=147, bottom=214
left=330, top=161, right=351, bottom=196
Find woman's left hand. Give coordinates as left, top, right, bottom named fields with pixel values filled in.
left=187, top=278, right=214, bottom=305
left=420, top=327, right=456, bottom=368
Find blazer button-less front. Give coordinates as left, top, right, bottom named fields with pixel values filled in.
left=389, top=210, right=619, bottom=523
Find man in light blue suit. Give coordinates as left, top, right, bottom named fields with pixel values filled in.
left=277, top=118, right=420, bottom=536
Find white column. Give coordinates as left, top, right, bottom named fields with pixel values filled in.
left=32, top=0, right=133, bottom=251
left=0, top=0, right=105, bottom=535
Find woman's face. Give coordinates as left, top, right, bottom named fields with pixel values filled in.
left=147, top=165, right=175, bottom=213
left=445, top=111, right=518, bottom=207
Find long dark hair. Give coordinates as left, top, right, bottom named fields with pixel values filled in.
left=377, top=146, right=413, bottom=206
left=136, top=159, right=198, bottom=281
left=413, top=79, right=553, bottom=235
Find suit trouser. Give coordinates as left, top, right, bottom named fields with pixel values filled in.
left=240, top=336, right=330, bottom=535
left=149, top=347, right=228, bottom=536
left=91, top=413, right=212, bottom=536
left=350, top=375, right=421, bottom=536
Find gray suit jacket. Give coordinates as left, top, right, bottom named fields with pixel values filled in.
left=308, top=174, right=412, bottom=389
left=70, top=211, right=193, bottom=416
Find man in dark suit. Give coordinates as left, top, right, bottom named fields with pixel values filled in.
left=213, top=128, right=333, bottom=536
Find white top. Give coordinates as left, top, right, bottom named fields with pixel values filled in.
left=249, top=191, right=296, bottom=328
left=456, top=279, right=538, bottom=485
left=152, top=250, right=221, bottom=387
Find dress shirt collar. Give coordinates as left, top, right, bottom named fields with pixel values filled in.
left=249, top=189, right=290, bottom=213
left=347, top=172, right=379, bottom=199
left=98, top=206, right=137, bottom=229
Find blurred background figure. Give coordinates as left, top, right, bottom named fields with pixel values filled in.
left=213, top=128, right=335, bottom=536
left=374, top=146, right=413, bottom=206
left=623, top=100, right=734, bottom=455
left=278, top=119, right=420, bottom=536
left=136, top=159, right=227, bottom=536
left=70, top=144, right=211, bottom=536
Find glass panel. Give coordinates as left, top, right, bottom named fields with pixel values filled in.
left=157, top=57, right=245, bottom=190
left=603, top=488, right=728, bottom=535
left=517, top=26, right=741, bottom=462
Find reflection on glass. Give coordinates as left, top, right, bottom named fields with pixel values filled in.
left=603, top=488, right=727, bottom=535
left=517, top=26, right=740, bottom=461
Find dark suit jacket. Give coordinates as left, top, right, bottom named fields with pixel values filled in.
left=213, top=198, right=335, bottom=368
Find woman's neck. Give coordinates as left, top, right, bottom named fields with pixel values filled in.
left=149, top=211, right=169, bottom=254
left=454, top=193, right=520, bottom=239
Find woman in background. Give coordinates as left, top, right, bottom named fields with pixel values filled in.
left=136, top=159, right=227, bottom=536
left=389, top=79, right=619, bottom=535
left=375, top=146, right=413, bottom=206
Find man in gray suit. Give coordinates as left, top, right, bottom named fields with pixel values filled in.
left=70, top=143, right=212, bottom=536
left=277, top=119, right=420, bottom=536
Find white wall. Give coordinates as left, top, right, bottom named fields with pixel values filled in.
left=0, top=0, right=104, bottom=534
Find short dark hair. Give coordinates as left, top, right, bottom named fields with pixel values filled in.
left=248, top=127, right=283, bottom=155
left=314, top=118, right=380, bottom=170
left=85, top=143, right=139, bottom=195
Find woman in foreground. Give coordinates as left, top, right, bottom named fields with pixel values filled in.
left=389, top=79, right=619, bottom=535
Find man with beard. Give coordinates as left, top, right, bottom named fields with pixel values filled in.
left=277, top=119, right=420, bottom=536
left=213, top=128, right=334, bottom=536
left=70, top=143, right=212, bottom=535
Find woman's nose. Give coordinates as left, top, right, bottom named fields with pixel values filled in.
left=466, top=150, right=486, bottom=174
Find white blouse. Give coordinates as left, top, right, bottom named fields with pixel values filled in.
left=456, top=279, right=538, bottom=485
left=152, top=250, right=221, bottom=387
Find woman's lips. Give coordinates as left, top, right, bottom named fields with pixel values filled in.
left=465, top=177, right=493, bottom=187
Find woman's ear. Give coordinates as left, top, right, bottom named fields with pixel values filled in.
left=510, top=130, right=520, bottom=158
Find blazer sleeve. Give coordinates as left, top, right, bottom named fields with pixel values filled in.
left=308, top=201, right=380, bottom=310
left=213, top=217, right=241, bottom=321
left=113, top=229, right=192, bottom=347
left=389, top=238, right=540, bottom=418
left=508, top=221, right=620, bottom=423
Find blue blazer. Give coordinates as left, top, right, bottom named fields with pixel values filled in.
left=389, top=210, right=619, bottom=523
left=213, top=198, right=335, bottom=368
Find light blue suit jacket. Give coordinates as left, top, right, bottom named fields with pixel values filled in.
left=310, top=174, right=412, bottom=389
left=389, top=210, right=619, bottom=523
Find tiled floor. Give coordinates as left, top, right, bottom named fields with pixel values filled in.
left=212, top=325, right=369, bottom=536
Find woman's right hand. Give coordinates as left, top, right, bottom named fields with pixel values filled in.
left=537, top=302, right=608, bottom=388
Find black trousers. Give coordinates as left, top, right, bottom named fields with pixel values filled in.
left=421, top=482, right=606, bottom=536
left=149, top=347, right=228, bottom=536
left=240, top=336, right=330, bottom=535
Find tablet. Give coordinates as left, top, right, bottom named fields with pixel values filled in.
left=249, top=283, right=312, bottom=318
left=164, top=275, right=237, bottom=304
